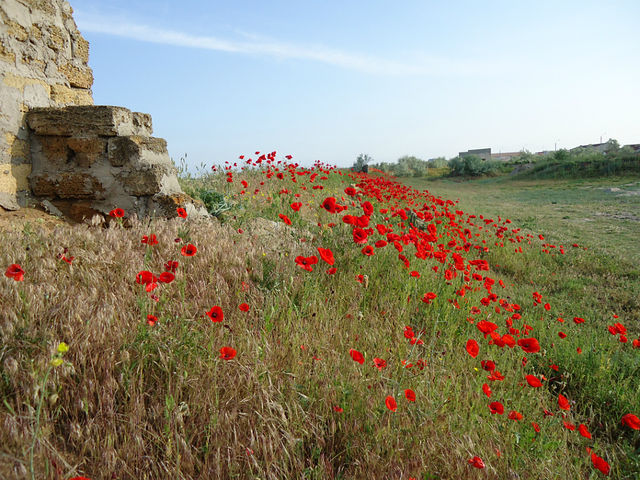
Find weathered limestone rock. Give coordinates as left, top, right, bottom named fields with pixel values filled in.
left=27, top=106, right=153, bottom=137
left=1, top=0, right=94, bottom=208
left=108, top=135, right=167, bottom=167
left=1, top=1, right=206, bottom=221
left=40, top=198, right=62, bottom=216
left=26, top=105, right=206, bottom=221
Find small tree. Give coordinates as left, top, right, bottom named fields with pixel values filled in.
left=605, top=138, right=620, bottom=154
left=553, top=149, right=570, bottom=162
left=448, top=157, right=465, bottom=175
left=428, top=157, right=448, bottom=169
left=352, top=153, right=372, bottom=173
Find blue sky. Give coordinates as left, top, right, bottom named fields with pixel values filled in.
left=71, top=1, right=640, bottom=169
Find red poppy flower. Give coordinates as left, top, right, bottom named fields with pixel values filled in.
left=385, top=395, right=397, bottom=412
left=373, top=357, right=387, bottom=370
left=290, top=202, right=302, bottom=211
left=321, top=197, right=338, bottom=213
left=468, top=456, right=485, bottom=469
left=136, top=270, right=155, bottom=285
left=531, top=422, right=541, bottom=433
left=404, top=326, right=415, bottom=339
left=500, top=333, right=516, bottom=348
left=278, top=213, right=292, bottom=225
left=621, top=413, right=640, bottom=430
left=476, top=320, right=498, bottom=336
left=508, top=410, right=523, bottom=421
left=558, top=394, right=570, bottom=411
left=5, top=264, right=24, bottom=282
left=219, top=346, right=236, bottom=360
left=489, top=401, right=504, bottom=415
left=317, top=247, right=335, bottom=265
left=147, top=315, right=158, bottom=326
left=481, top=360, right=496, bottom=372
left=404, top=389, right=416, bottom=402
left=361, top=245, right=375, bottom=256
left=181, top=244, right=197, bottom=256
left=109, top=208, right=124, bottom=218
left=487, top=370, right=505, bottom=382
left=466, top=339, right=479, bottom=358
left=164, top=260, right=179, bottom=272
left=333, top=405, right=343, bottom=413
left=207, top=306, right=224, bottom=322
left=422, top=292, right=437, bottom=304
left=326, top=267, right=337, bottom=274
left=141, top=234, right=158, bottom=245
left=525, top=375, right=542, bottom=387
left=573, top=317, right=585, bottom=324
left=176, top=207, right=187, bottom=218
left=295, top=255, right=318, bottom=272
left=239, top=303, right=250, bottom=312
left=158, top=272, right=175, bottom=283
left=362, top=201, right=374, bottom=216
left=517, top=337, right=541, bottom=353
left=344, top=186, right=357, bottom=196
left=590, top=453, right=610, bottom=475
left=352, top=227, right=368, bottom=245
left=349, top=349, right=364, bottom=364
left=482, top=383, right=492, bottom=398
left=578, top=424, right=592, bottom=439
left=563, top=420, right=575, bottom=431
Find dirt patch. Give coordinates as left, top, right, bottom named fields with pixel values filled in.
left=0, top=206, right=69, bottom=232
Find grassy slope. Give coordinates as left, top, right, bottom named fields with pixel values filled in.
left=1, top=165, right=639, bottom=479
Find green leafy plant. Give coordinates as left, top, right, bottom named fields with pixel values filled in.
left=189, top=188, right=235, bottom=219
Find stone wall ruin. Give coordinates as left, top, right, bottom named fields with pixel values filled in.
left=0, top=0, right=205, bottom=220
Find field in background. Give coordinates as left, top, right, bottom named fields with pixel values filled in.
left=1, top=159, right=639, bottom=479
left=404, top=175, right=640, bottom=265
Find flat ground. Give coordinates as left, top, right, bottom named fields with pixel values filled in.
left=0, top=206, right=67, bottom=232
left=404, top=175, right=640, bottom=265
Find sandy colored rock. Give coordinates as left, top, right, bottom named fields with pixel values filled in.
left=27, top=106, right=152, bottom=137
left=0, top=191, right=21, bottom=210
left=1, top=0, right=207, bottom=220
left=0, top=41, right=16, bottom=63
left=58, top=61, right=93, bottom=88
left=108, top=135, right=167, bottom=167
left=118, top=164, right=168, bottom=196
left=49, top=84, right=93, bottom=105
left=72, top=35, right=89, bottom=63
left=0, top=163, right=31, bottom=193
left=30, top=171, right=105, bottom=198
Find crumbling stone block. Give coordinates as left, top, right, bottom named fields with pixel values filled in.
left=1, top=0, right=206, bottom=220
left=30, top=171, right=105, bottom=198
left=27, top=105, right=153, bottom=137
left=107, top=135, right=168, bottom=168
left=118, top=164, right=168, bottom=196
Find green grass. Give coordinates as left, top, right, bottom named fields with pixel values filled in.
left=1, top=164, right=639, bottom=479
left=405, top=173, right=640, bottom=458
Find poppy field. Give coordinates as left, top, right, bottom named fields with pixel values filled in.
left=1, top=153, right=639, bottom=479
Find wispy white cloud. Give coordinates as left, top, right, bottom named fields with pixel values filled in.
left=75, top=12, right=495, bottom=77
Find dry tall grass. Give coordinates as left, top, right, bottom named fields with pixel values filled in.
left=1, top=164, right=637, bottom=479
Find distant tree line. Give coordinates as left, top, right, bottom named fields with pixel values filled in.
left=370, top=155, right=448, bottom=177
left=363, top=138, right=639, bottom=179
